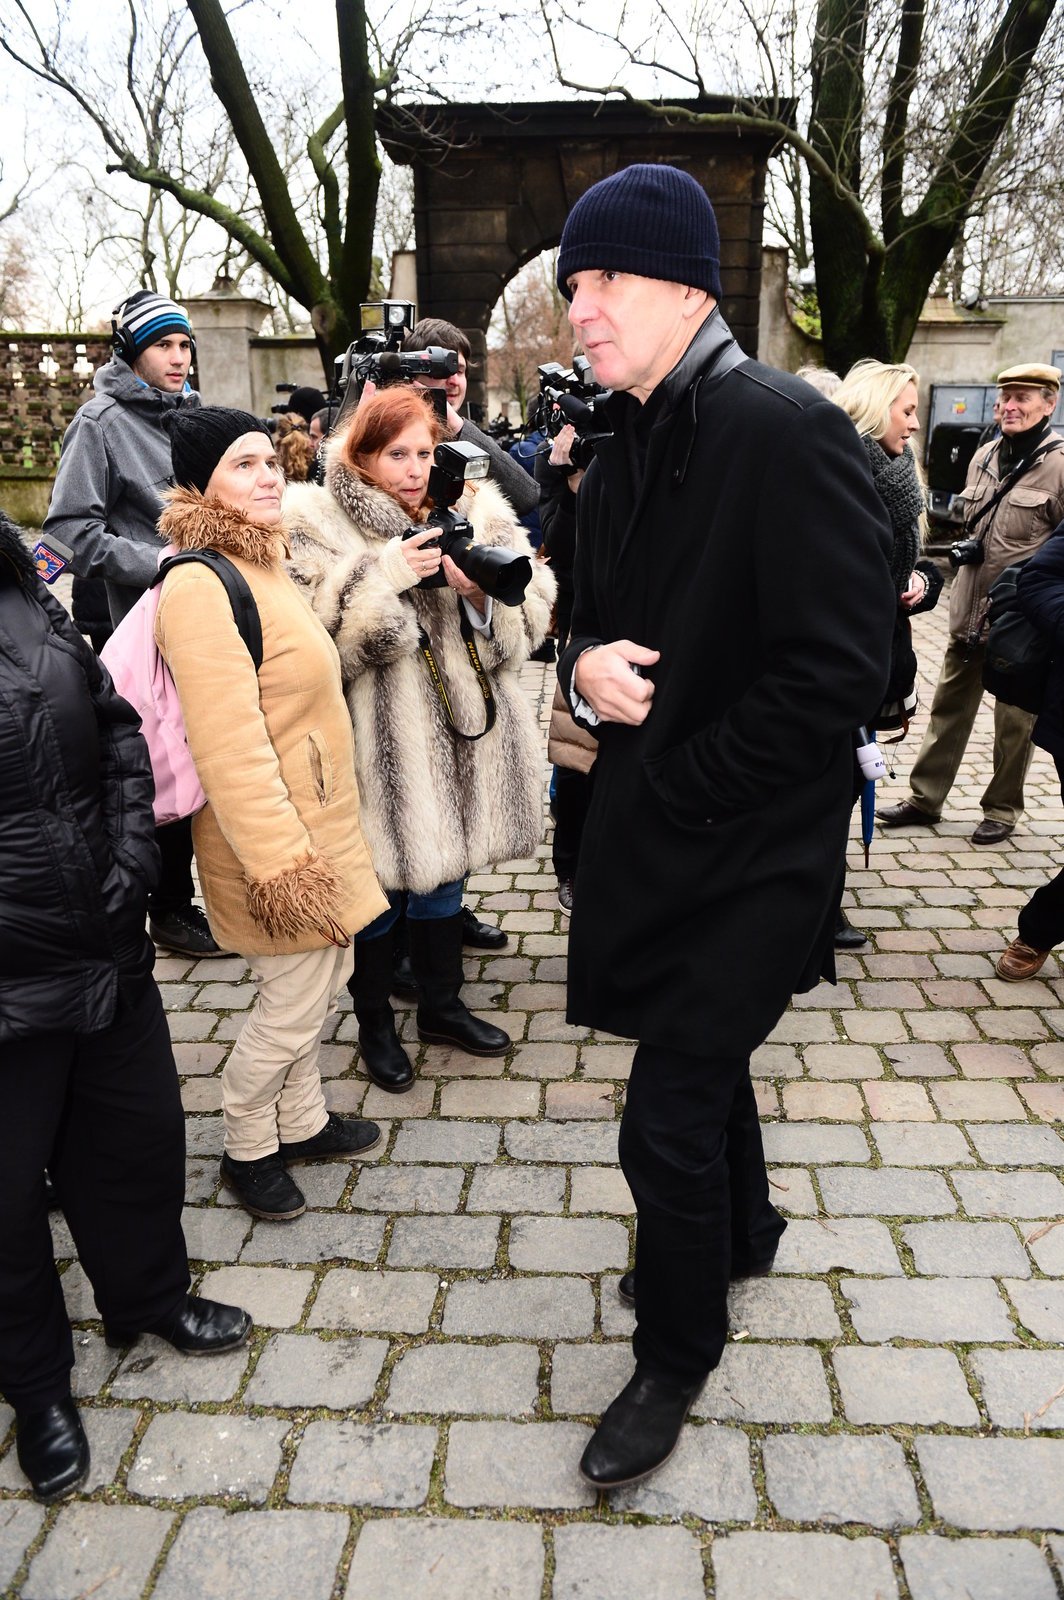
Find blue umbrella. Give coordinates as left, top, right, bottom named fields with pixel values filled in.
left=856, top=727, right=887, bottom=868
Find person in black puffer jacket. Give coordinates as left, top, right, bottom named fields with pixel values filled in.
left=0, top=509, right=250, bottom=1507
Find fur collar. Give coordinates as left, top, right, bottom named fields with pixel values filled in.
left=0, top=511, right=33, bottom=586
left=158, top=486, right=287, bottom=566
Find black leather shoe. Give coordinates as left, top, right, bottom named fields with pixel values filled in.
left=16, top=1400, right=89, bottom=1504
left=834, top=909, right=868, bottom=951
left=105, top=1294, right=252, bottom=1354
left=356, top=1008, right=416, bottom=1091
left=972, top=818, right=1014, bottom=845
left=219, top=1151, right=306, bottom=1220
left=461, top=905, right=508, bottom=950
left=617, top=1247, right=780, bottom=1306
left=580, top=1368, right=704, bottom=1488
left=875, top=799, right=940, bottom=828
left=279, top=1112, right=381, bottom=1162
left=147, top=904, right=222, bottom=955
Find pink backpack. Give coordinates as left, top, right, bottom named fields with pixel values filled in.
left=101, top=549, right=262, bottom=825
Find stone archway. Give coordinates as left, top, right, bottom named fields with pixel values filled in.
left=378, top=99, right=781, bottom=416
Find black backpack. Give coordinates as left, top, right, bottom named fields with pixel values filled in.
left=151, top=549, right=263, bottom=669
left=981, top=561, right=1052, bottom=715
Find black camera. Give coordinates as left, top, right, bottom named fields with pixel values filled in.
left=335, top=302, right=457, bottom=401
left=949, top=536, right=985, bottom=569
left=532, top=358, right=612, bottom=470
left=403, top=441, right=533, bottom=607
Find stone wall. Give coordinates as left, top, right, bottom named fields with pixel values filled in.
left=0, top=335, right=110, bottom=525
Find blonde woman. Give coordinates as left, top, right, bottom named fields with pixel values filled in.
left=831, top=360, right=942, bottom=946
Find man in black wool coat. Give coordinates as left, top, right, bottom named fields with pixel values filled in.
left=556, top=164, right=896, bottom=1488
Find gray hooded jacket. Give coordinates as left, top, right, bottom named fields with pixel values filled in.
left=42, top=358, right=201, bottom=623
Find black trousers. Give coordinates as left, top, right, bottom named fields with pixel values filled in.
left=619, top=1042, right=785, bottom=1384
left=150, top=814, right=195, bottom=917
left=552, top=765, right=593, bottom=880
left=1018, top=756, right=1064, bottom=951
left=0, top=977, right=190, bottom=1414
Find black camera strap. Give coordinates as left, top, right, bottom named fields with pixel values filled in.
left=416, top=606, right=497, bottom=742
left=964, top=438, right=1063, bottom=544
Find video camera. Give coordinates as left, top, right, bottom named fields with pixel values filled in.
left=336, top=301, right=456, bottom=397
left=532, top=357, right=611, bottom=470
left=403, top=440, right=533, bottom=607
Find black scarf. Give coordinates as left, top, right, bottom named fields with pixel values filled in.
left=861, top=436, right=924, bottom=597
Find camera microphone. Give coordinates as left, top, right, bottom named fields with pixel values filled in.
left=855, top=728, right=887, bottom=782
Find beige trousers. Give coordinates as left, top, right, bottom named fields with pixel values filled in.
left=908, top=637, right=1035, bottom=824
left=222, top=943, right=353, bottom=1160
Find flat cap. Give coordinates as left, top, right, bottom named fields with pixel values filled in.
left=996, top=363, right=1061, bottom=390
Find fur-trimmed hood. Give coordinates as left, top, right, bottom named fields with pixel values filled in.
left=0, top=511, right=34, bottom=587
left=159, top=485, right=288, bottom=567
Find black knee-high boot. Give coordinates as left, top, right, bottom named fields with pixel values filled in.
left=348, top=933, right=415, bottom=1092
left=408, top=913, right=510, bottom=1057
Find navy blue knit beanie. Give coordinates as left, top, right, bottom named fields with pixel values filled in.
left=557, top=164, right=722, bottom=302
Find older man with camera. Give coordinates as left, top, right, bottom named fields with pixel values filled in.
left=879, top=363, right=1064, bottom=844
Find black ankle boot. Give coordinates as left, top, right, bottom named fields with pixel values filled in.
left=349, top=933, right=415, bottom=1091
left=408, top=912, right=510, bottom=1057
left=834, top=908, right=868, bottom=951
left=580, top=1367, right=705, bottom=1488
left=16, top=1398, right=89, bottom=1503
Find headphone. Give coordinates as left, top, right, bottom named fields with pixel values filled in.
left=111, top=298, right=197, bottom=367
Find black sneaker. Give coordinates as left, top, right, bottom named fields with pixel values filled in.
left=220, top=1152, right=306, bottom=1220
left=279, top=1113, right=382, bottom=1163
left=149, top=904, right=221, bottom=956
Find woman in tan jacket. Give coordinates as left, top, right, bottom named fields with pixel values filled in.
left=154, top=408, right=388, bottom=1221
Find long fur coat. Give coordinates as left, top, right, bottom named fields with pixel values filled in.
left=284, top=458, right=555, bottom=894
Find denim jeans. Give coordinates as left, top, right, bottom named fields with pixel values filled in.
left=355, top=878, right=465, bottom=943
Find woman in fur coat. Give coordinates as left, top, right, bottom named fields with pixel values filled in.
left=153, top=408, right=388, bottom=1222
left=284, top=386, right=555, bottom=1091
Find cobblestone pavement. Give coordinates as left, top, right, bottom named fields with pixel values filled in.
left=3, top=597, right=1064, bottom=1600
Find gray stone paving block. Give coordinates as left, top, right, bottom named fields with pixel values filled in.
left=70, top=1330, right=123, bottom=1396
left=345, top=1517, right=544, bottom=1600
left=109, top=1337, right=250, bottom=1402
left=569, top=1166, right=636, bottom=1213
left=1006, top=1278, right=1064, bottom=1340
left=899, top=1534, right=1057, bottom=1600
left=773, top=1218, right=903, bottom=1275
left=762, top=1124, right=871, bottom=1163
left=613, top=1424, right=758, bottom=1522
left=817, top=1167, right=957, bottom=1216
left=553, top=1525, right=705, bottom=1600
left=387, top=1342, right=540, bottom=1415
left=834, top=1346, right=979, bottom=1425
left=728, top=1277, right=842, bottom=1339
left=392, top=1120, right=501, bottom=1163
left=917, top=1437, right=1064, bottom=1529
left=23, top=1503, right=172, bottom=1600
left=308, top=1269, right=438, bottom=1333
left=550, top=1343, right=633, bottom=1414
left=842, top=1276, right=1016, bottom=1342
left=712, top=1531, right=898, bottom=1599
left=971, top=1349, right=1064, bottom=1431
left=180, top=1204, right=250, bottom=1263
left=763, top=1434, right=920, bottom=1526
left=185, top=1157, right=221, bottom=1201
left=245, top=1332, right=388, bottom=1408
left=127, top=1411, right=288, bottom=1500
left=902, top=1220, right=1031, bottom=1278
left=198, top=1264, right=315, bottom=1326
left=240, top=1211, right=385, bottom=1264
left=184, top=1116, right=225, bottom=1156
left=465, top=1164, right=565, bottom=1213
left=288, top=1420, right=435, bottom=1507
left=389, top=1215, right=501, bottom=1268
left=0, top=1501, right=44, bottom=1593
left=508, top=1216, right=629, bottom=1272
left=154, top=1507, right=347, bottom=1600
left=353, top=1164, right=465, bottom=1212
left=873, top=1122, right=974, bottom=1166
left=967, top=1123, right=1064, bottom=1166
left=504, top=1120, right=619, bottom=1163
left=444, top=1276, right=595, bottom=1337
left=446, top=1420, right=593, bottom=1508
left=953, top=1169, right=1064, bottom=1219
left=60, top=1261, right=98, bottom=1320
left=290, top=1162, right=351, bottom=1206
left=1028, top=1224, right=1064, bottom=1275
left=886, top=1042, right=956, bottom=1077
left=692, top=1344, right=833, bottom=1423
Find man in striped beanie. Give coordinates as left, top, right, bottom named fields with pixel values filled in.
left=556, top=164, right=896, bottom=1489
left=42, top=288, right=221, bottom=958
